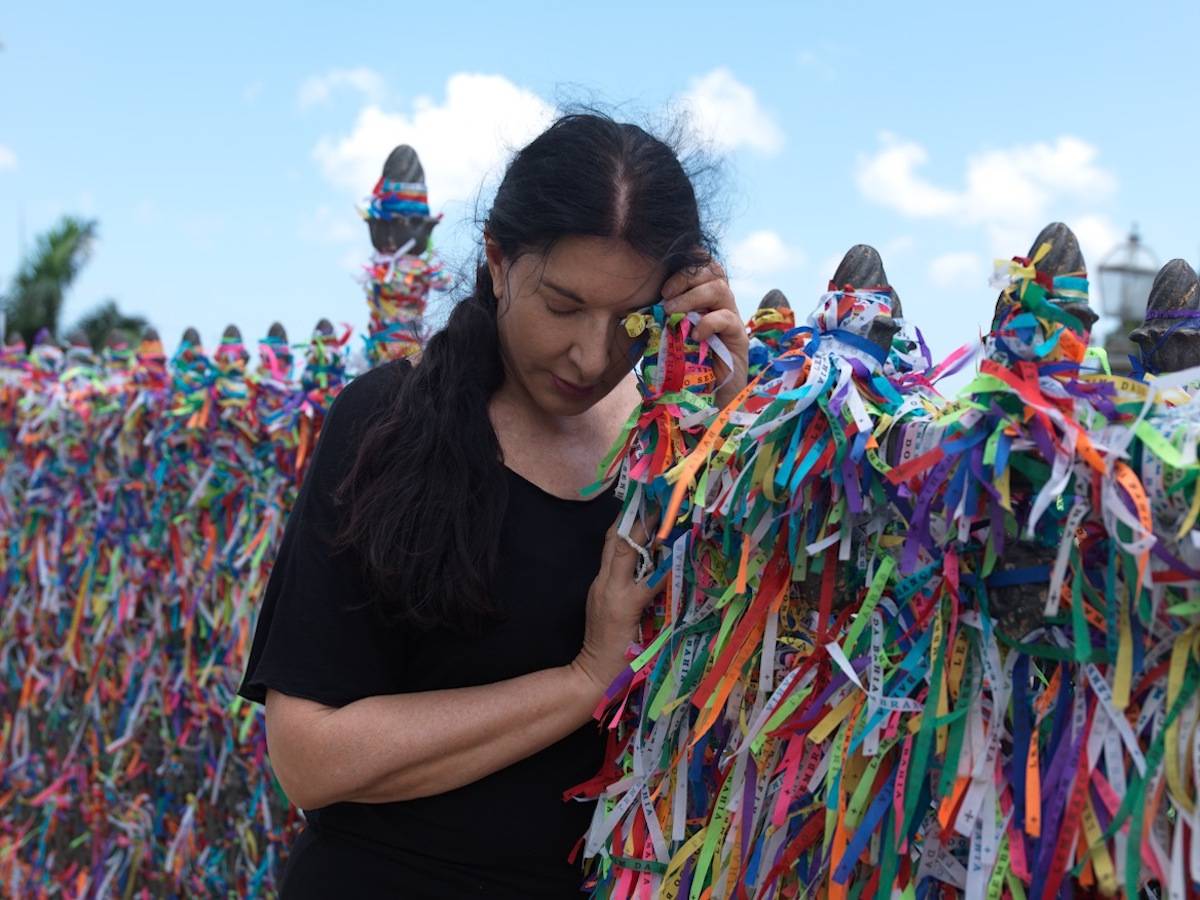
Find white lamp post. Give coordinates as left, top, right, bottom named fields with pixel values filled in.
left=1098, top=226, right=1159, bottom=325
left=1098, top=226, right=1159, bottom=375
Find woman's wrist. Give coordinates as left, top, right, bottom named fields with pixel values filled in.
left=564, top=654, right=618, bottom=719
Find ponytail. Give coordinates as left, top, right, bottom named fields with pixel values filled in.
left=336, top=263, right=508, bottom=628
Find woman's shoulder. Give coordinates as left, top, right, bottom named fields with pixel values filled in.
left=329, top=358, right=413, bottom=421
left=306, top=359, right=414, bottom=489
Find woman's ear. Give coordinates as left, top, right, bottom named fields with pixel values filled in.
left=484, top=234, right=505, bottom=301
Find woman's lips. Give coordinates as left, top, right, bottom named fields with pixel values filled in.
left=551, top=373, right=597, bottom=398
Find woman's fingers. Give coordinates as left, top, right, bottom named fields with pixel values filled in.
left=661, top=260, right=728, bottom=305
left=628, top=513, right=658, bottom=548
left=600, top=513, right=663, bottom=603
left=692, top=308, right=746, bottom=345
left=660, top=262, right=742, bottom=357
left=658, top=260, right=750, bottom=410
left=599, top=518, right=620, bottom=571
left=604, top=517, right=645, bottom=578
left=662, top=280, right=736, bottom=319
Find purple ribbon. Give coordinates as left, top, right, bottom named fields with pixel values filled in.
left=1151, top=541, right=1200, bottom=581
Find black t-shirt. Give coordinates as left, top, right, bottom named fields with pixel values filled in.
left=238, top=360, right=618, bottom=898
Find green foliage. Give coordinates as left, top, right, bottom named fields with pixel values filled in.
left=2, top=216, right=147, bottom=350
left=3, top=217, right=97, bottom=345
left=71, top=299, right=148, bottom=352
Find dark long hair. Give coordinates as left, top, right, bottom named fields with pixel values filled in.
left=336, top=112, right=714, bottom=629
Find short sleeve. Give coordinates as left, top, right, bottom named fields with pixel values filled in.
left=238, top=360, right=411, bottom=708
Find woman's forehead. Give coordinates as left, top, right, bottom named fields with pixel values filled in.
left=529, top=236, right=665, bottom=308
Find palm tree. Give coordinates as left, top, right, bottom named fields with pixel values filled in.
left=2, top=217, right=98, bottom=346
left=2, top=217, right=150, bottom=351
left=71, top=299, right=148, bottom=352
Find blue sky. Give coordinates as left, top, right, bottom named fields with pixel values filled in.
left=2, top=1, right=1198, bottom=368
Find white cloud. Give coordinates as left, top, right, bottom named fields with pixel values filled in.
left=858, top=133, right=1114, bottom=224
left=312, top=72, right=554, bottom=208
left=298, top=67, right=386, bottom=109
left=726, top=230, right=805, bottom=318
left=0, top=145, right=16, bottom=171
left=681, top=67, right=784, bottom=155
left=857, top=133, right=1119, bottom=266
left=1070, top=214, right=1123, bottom=272
left=929, top=251, right=985, bottom=288
left=312, top=67, right=785, bottom=212
left=961, top=138, right=1114, bottom=227
left=855, top=134, right=958, bottom=218
left=729, top=230, right=803, bottom=274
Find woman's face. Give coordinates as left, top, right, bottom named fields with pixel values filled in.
left=488, top=235, right=665, bottom=417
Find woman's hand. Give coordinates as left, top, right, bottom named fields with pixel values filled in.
left=571, top=518, right=658, bottom=697
left=661, top=258, right=749, bottom=409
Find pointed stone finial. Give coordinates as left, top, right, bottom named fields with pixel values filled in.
left=830, top=244, right=904, bottom=318
left=1130, top=259, right=1200, bottom=374
left=182, top=327, right=201, bottom=346
left=758, top=288, right=790, bottom=310
left=64, top=328, right=97, bottom=365
left=996, top=222, right=1097, bottom=332
left=367, top=145, right=439, bottom=255
left=258, top=321, right=294, bottom=378
left=137, top=328, right=164, bottom=362
left=987, top=229, right=1099, bottom=639
left=747, top=288, right=796, bottom=368
left=314, top=318, right=334, bottom=337
left=1028, top=222, right=1083, bottom=272
left=828, top=244, right=902, bottom=352
left=216, top=324, right=249, bottom=367
left=382, top=145, right=425, bottom=184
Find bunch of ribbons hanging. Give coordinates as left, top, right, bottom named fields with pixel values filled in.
left=360, top=251, right=450, bottom=366
left=746, top=305, right=796, bottom=380
left=360, top=178, right=451, bottom=365
left=365, top=178, right=431, bottom=221
left=0, top=324, right=351, bottom=897
left=573, top=240, right=1200, bottom=899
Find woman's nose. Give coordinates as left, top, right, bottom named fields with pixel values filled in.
left=568, top=321, right=613, bottom=382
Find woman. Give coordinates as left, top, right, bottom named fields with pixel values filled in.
left=238, top=113, right=748, bottom=898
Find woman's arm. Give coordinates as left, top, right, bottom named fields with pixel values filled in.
left=266, top=661, right=602, bottom=808
left=265, top=519, right=654, bottom=809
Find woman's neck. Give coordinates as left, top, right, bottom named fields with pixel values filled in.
left=490, top=373, right=640, bottom=498
left=490, top=377, right=591, bottom=437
